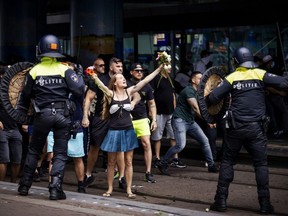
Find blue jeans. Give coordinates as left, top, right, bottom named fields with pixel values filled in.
left=163, top=117, right=214, bottom=167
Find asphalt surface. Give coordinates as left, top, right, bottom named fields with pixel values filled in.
left=0, top=137, right=287, bottom=216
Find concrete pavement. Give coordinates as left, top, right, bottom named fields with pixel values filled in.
left=0, top=181, right=220, bottom=216
left=0, top=137, right=287, bottom=216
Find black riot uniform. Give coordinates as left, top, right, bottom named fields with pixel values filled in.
left=207, top=47, right=288, bottom=214
left=18, top=34, right=85, bottom=200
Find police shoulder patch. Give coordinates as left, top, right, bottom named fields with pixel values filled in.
left=70, top=73, right=79, bottom=82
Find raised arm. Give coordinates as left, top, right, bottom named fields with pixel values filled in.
left=86, top=70, right=113, bottom=97
left=128, top=64, right=163, bottom=95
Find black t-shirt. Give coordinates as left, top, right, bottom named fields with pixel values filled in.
left=150, top=74, right=175, bottom=115
left=127, top=79, right=154, bottom=120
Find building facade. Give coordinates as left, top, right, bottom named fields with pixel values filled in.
left=0, top=0, right=287, bottom=77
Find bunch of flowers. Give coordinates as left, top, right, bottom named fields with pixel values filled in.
left=84, top=66, right=95, bottom=76
left=156, top=51, right=171, bottom=71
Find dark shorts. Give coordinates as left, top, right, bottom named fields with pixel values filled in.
left=0, top=129, right=22, bottom=164
left=89, top=116, right=109, bottom=146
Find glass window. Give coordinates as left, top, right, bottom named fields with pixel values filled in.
left=124, top=24, right=288, bottom=77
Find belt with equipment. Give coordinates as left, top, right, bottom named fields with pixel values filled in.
left=44, top=102, right=66, bottom=109
left=41, top=102, right=66, bottom=115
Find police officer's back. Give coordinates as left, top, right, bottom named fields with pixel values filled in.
left=207, top=47, right=288, bottom=214
left=17, top=34, right=85, bottom=200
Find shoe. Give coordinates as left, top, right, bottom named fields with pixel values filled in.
left=119, top=177, right=127, bottom=189
left=103, top=192, right=112, bottom=197
left=260, top=204, right=274, bottom=214
left=127, top=193, right=136, bottom=199
left=77, top=181, right=86, bottom=193
left=208, top=164, right=219, bottom=173
left=83, top=174, right=95, bottom=187
left=144, top=172, right=156, bottom=183
left=49, top=188, right=66, bottom=200
left=113, top=171, right=120, bottom=179
left=158, top=161, right=170, bottom=176
left=259, top=198, right=274, bottom=214
left=18, top=185, right=29, bottom=196
left=77, top=187, right=86, bottom=193
left=170, top=158, right=187, bottom=168
left=153, top=158, right=161, bottom=168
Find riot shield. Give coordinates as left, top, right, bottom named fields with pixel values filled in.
left=197, top=66, right=230, bottom=123
left=0, top=62, right=34, bottom=124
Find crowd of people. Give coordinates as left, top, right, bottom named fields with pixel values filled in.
left=1, top=34, right=288, bottom=214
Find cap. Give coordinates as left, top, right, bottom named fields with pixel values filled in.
left=130, top=63, right=143, bottom=71
left=263, top=55, right=273, bottom=63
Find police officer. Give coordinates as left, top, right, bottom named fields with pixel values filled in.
left=207, top=47, right=288, bottom=214
left=17, top=34, right=85, bottom=200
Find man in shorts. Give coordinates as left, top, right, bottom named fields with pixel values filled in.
left=81, top=57, right=109, bottom=187
left=127, top=63, right=157, bottom=183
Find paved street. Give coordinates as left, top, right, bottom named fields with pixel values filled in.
left=0, top=137, right=287, bottom=216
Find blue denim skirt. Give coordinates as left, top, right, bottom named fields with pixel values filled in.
left=100, top=128, right=139, bottom=152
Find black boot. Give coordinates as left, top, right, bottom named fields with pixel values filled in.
left=49, top=175, right=66, bottom=200
left=259, top=197, right=274, bottom=214
left=18, top=176, right=33, bottom=196
left=210, top=186, right=228, bottom=212
left=18, top=185, right=30, bottom=196
left=210, top=198, right=227, bottom=212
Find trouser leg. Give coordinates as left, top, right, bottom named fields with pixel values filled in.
left=18, top=149, right=41, bottom=189
left=210, top=161, right=232, bottom=211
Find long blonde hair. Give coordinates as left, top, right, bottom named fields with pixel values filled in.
left=101, top=74, right=117, bottom=120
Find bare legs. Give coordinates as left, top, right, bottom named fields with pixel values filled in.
left=0, top=163, right=21, bottom=183
left=140, top=135, right=152, bottom=173
left=104, top=150, right=135, bottom=196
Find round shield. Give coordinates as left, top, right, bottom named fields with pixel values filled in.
left=0, top=62, right=34, bottom=124
left=197, top=66, right=230, bottom=123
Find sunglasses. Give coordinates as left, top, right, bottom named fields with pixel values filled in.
left=134, top=70, right=143, bottom=73
left=96, top=64, right=105, bottom=67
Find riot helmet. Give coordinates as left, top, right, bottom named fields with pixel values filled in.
left=232, top=47, right=256, bottom=68
left=37, top=34, right=64, bottom=58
